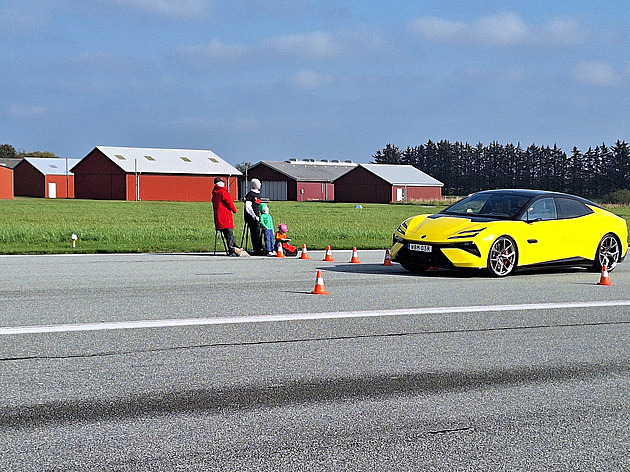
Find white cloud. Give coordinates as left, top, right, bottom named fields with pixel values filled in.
left=0, top=7, right=46, bottom=37
left=287, top=69, right=332, bottom=89
left=572, top=61, right=624, bottom=87
left=65, top=51, right=143, bottom=73
left=108, top=0, right=209, bottom=18
left=174, top=40, right=249, bottom=66
left=8, top=105, right=47, bottom=118
left=268, top=31, right=344, bottom=59
left=409, top=13, right=585, bottom=48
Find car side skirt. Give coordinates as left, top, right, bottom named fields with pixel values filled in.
left=392, top=239, right=596, bottom=271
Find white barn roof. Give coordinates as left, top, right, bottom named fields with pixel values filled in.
left=82, top=146, right=242, bottom=176
left=23, top=157, right=82, bottom=176
left=253, top=159, right=357, bottom=182
left=360, top=164, right=443, bottom=186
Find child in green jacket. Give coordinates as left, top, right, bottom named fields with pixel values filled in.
left=259, top=203, right=275, bottom=255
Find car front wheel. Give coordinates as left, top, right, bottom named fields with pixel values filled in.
left=593, top=233, right=621, bottom=272
left=487, top=236, right=517, bottom=277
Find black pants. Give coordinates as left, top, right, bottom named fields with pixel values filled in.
left=246, top=219, right=265, bottom=254
left=220, top=228, right=238, bottom=254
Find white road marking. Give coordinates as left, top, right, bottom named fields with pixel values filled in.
left=2, top=300, right=630, bottom=336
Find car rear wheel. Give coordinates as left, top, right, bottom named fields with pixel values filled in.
left=487, top=236, right=517, bottom=277
left=593, top=233, right=621, bottom=272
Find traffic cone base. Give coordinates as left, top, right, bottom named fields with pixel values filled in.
left=349, top=247, right=360, bottom=263
left=300, top=244, right=311, bottom=260
left=276, top=243, right=285, bottom=258
left=312, top=270, right=329, bottom=294
left=323, top=245, right=335, bottom=262
left=597, top=265, right=613, bottom=286
left=383, top=249, right=394, bottom=266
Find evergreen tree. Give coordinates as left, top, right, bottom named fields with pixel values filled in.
left=372, top=144, right=402, bottom=164
left=610, top=140, right=630, bottom=190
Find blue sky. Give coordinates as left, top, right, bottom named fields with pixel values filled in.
left=2, top=1, right=629, bottom=165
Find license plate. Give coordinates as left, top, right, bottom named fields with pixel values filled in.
left=409, top=243, right=431, bottom=252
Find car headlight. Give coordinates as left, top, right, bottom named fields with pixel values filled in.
left=396, top=221, right=408, bottom=235
left=447, top=227, right=486, bottom=240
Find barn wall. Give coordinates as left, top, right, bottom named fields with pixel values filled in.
left=14, top=162, right=45, bottom=197
left=0, top=166, right=13, bottom=199
left=74, top=149, right=240, bottom=201
left=73, top=150, right=127, bottom=200
left=247, top=165, right=298, bottom=201
left=45, top=175, right=75, bottom=198
left=126, top=174, right=239, bottom=202
left=334, top=167, right=391, bottom=203
left=398, top=185, right=442, bottom=201
left=248, top=164, right=337, bottom=201
left=296, top=182, right=335, bottom=201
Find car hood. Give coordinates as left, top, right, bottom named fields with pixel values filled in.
left=407, top=214, right=490, bottom=239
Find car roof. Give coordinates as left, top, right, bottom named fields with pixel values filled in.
left=473, top=189, right=600, bottom=208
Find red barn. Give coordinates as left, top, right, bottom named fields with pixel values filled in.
left=246, top=159, right=357, bottom=201
left=0, top=164, right=13, bottom=199
left=14, top=157, right=80, bottom=198
left=72, top=146, right=242, bottom=201
left=334, top=164, right=443, bottom=203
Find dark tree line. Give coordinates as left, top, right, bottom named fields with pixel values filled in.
left=0, top=143, right=57, bottom=158
left=373, top=140, right=630, bottom=198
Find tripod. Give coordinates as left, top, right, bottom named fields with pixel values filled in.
left=214, top=229, right=228, bottom=255
left=240, top=222, right=250, bottom=252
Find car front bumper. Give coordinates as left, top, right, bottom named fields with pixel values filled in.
left=391, top=238, right=484, bottom=269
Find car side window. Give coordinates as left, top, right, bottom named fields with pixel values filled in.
left=524, top=197, right=558, bottom=221
left=556, top=197, right=594, bottom=219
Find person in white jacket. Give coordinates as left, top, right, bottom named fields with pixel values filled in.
left=243, top=178, right=266, bottom=255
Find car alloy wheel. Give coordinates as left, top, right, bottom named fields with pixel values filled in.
left=594, top=233, right=620, bottom=272
left=488, top=236, right=517, bottom=277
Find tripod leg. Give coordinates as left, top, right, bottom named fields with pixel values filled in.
left=214, top=230, right=218, bottom=255
left=220, top=231, right=228, bottom=255
left=240, top=223, right=250, bottom=251
left=240, top=223, right=247, bottom=247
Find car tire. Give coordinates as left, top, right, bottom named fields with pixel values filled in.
left=400, top=262, right=429, bottom=274
left=487, top=236, right=518, bottom=277
left=592, top=233, right=621, bottom=272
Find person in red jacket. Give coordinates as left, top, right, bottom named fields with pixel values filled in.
left=212, top=177, right=244, bottom=256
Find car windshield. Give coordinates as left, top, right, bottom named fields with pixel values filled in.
left=443, top=193, right=531, bottom=219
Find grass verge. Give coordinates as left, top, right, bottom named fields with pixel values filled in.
left=0, top=198, right=442, bottom=254
left=1, top=198, right=628, bottom=255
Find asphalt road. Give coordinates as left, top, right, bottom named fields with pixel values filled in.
left=1, top=251, right=628, bottom=471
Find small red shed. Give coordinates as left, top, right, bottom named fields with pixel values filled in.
left=334, top=164, right=443, bottom=203
left=246, top=159, right=357, bottom=201
left=0, top=164, right=14, bottom=199
left=14, top=157, right=80, bottom=198
left=72, top=146, right=242, bottom=201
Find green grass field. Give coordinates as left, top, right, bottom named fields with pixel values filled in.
left=0, top=198, right=628, bottom=255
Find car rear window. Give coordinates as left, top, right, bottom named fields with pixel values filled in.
left=556, top=197, right=594, bottom=219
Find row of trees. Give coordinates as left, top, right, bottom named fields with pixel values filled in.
left=373, top=140, right=630, bottom=198
left=0, top=144, right=57, bottom=159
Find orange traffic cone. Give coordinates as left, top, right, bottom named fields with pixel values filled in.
left=311, top=270, right=329, bottom=294
left=349, top=247, right=361, bottom=263
left=383, top=249, right=394, bottom=266
left=300, top=244, right=311, bottom=260
left=323, top=245, right=335, bottom=261
left=276, top=242, right=285, bottom=258
left=597, top=265, right=613, bottom=286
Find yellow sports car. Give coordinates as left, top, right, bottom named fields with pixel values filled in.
left=391, top=189, right=628, bottom=276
